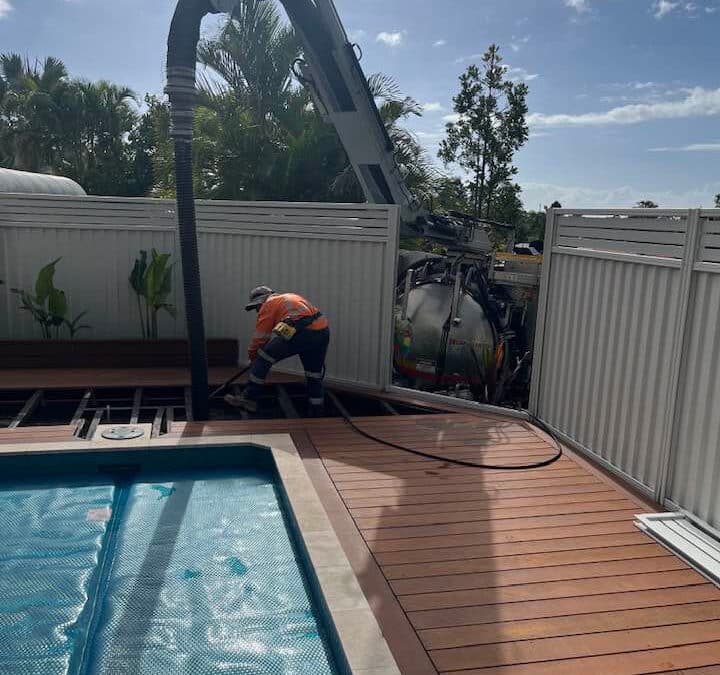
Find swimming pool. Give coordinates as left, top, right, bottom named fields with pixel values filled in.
left=0, top=465, right=338, bottom=674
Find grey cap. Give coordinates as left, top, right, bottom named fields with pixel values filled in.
left=245, top=285, right=274, bottom=311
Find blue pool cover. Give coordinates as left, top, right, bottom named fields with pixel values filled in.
left=0, top=468, right=337, bottom=675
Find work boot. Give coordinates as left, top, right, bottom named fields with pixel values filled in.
left=224, top=393, right=258, bottom=413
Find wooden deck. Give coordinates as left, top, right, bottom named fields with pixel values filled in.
left=165, top=413, right=720, bottom=674
left=4, top=406, right=720, bottom=673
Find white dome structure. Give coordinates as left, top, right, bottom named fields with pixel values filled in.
left=0, top=168, right=86, bottom=196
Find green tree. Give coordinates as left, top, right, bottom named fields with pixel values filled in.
left=487, top=180, right=523, bottom=225
left=431, top=176, right=471, bottom=213
left=438, top=44, right=529, bottom=219
left=636, top=200, right=659, bottom=208
left=0, top=54, right=72, bottom=171
left=515, top=209, right=546, bottom=243
left=0, top=0, right=437, bottom=203
left=0, top=53, right=142, bottom=195
left=147, top=0, right=435, bottom=204
left=714, top=193, right=720, bottom=208
left=126, top=94, right=161, bottom=196
left=196, top=0, right=302, bottom=199
left=69, top=80, right=138, bottom=195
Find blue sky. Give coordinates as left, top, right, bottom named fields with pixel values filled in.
left=1, top=0, right=719, bottom=208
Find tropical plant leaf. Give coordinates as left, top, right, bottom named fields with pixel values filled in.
left=129, top=250, right=148, bottom=296
left=65, top=310, right=91, bottom=337
left=47, top=288, right=67, bottom=325
left=35, top=257, right=61, bottom=303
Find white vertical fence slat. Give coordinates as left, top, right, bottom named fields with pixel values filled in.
left=0, top=194, right=399, bottom=390
left=531, top=208, right=720, bottom=531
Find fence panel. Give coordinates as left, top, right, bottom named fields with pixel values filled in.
left=0, top=194, right=399, bottom=390
left=668, top=212, right=720, bottom=529
left=531, top=210, right=690, bottom=495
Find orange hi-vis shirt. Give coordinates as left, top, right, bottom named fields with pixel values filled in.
left=248, top=293, right=328, bottom=361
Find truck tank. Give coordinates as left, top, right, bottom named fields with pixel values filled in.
left=394, top=279, right=496, bottom=387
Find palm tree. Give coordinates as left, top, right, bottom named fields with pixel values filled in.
left=198, top=0, right=300, bottom=123
left=0, top=54, right=139, bottom=195
left=0, top=54, right=71, bottom=171
left=70, top=80, right=138, bottom=194
left=148, top=0, right=436, bottom=204
left=196, top=0, right=303, bottom=200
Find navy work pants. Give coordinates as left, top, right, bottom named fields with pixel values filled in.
left=245, top=328, right=330, bottom=407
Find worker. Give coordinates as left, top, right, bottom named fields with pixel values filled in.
left=225, top=286, right=330, bottom=416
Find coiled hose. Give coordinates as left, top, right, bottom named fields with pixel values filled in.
left=338, top=407, right=563, bottom=471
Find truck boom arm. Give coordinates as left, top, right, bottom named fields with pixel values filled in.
left=278, top=0, right=420, bottom=222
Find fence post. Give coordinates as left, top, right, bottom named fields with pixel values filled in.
left=529, top=208, right=557, bottom=416
left=654, top=208, right=701, bottom=505
left=380, top=206, right=401, bottom=390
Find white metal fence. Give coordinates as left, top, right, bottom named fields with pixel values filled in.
left=0, top=194, right=399, bottom=390
left=530, top=208, right=720, bottom=531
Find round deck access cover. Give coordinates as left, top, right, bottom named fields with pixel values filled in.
left=101, top=426, right=144, bottom=440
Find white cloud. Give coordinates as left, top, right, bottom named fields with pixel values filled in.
left=510, top=35, right=530, bottom=52
left=421, top=102, right=445, bottom=113
left=504, top=66, right=539, bottom=82
left=443, top=113, right=462, bottom=123
left=0, top=0, right=13, bottom=19
left=433, top=39, right=447, bottom=48
left=376, top=30, right=406, bottom=47
left=454, top=53, right=483, bottom=64
left=654, top=0, right=679, bottom=17
left=565, top=0, right=590, bottom=13
left=348, top=29, right=366, bottom=42
left=529, top=87, right=720, bottom=127
left=649, top=142, right=720, bottom=151
left=653, top=0, right=707, bottom=16
left=521, top=180, right=720, bottom=209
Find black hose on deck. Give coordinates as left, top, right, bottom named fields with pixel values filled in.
left=338, top=408, right=563, bottom=471
left=166, top=0, right=221, bottom=421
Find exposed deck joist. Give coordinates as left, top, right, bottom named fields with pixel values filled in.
left=9, top=389, right=43, bottom=428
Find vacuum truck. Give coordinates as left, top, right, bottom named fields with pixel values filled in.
left=394, top=251, right=540, bottom=405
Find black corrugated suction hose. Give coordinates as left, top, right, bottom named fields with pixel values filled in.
left=166, top=0, right=221, bottom=421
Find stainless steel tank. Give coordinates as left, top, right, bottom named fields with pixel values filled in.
left=394, top=280, right=496, bottom=387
